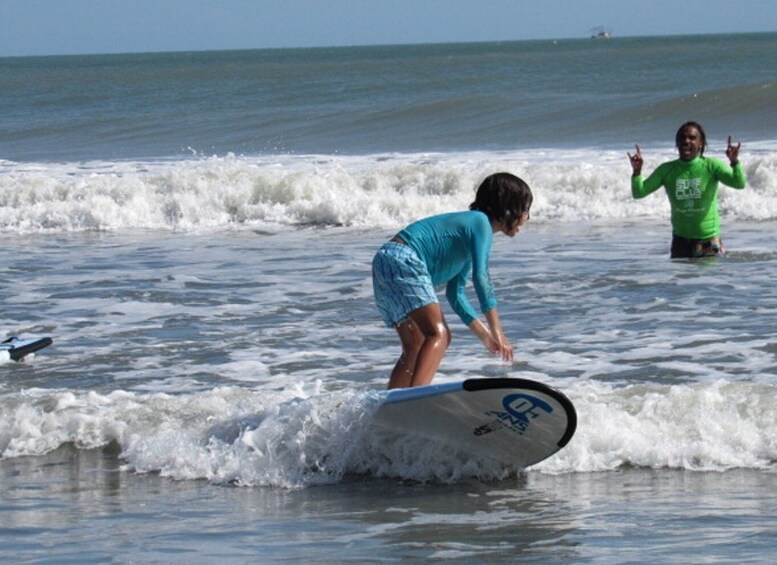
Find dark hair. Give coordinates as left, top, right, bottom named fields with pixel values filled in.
left=675, top=121, right=708, bottom=156
left=469, top=172, right=533, bottom=227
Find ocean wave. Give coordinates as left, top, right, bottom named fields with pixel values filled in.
left=1, top=379, right=775, bottom=487
left=1, top=148, right=776, bottom=233
left=615, top=82, right=777, bottom=138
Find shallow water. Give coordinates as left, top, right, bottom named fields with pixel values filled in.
left=2, top=221, right=777, bottom=562
left=3, top=446, right=776, bottom=564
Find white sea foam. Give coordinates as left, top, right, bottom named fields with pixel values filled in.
left=2, top=146, right=776, bottom=233
left=1, top=378, right=775, bottom=488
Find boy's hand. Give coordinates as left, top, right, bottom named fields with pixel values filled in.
left=627, top=144, right=643, bottom=175
left=726, top=135, right=741, bottom=165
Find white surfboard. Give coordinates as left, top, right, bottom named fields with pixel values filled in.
left=1, top=336, right=53, bottom=362
left=373, top=378, right=576, bottom=469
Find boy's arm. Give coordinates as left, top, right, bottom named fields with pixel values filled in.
left=712, top=136, right=746, bottom=188
left=719, top=161, right=747, bottom=189
left=629, top=144, right=664, bottom=199
left=468, top=309, right=513, bottom=362
left=632, top=161, right=667, bottom=199
left=715, top=135, right=746, bottom=189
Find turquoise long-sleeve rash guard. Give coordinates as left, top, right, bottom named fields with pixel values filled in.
left=396, top=210, right=497, bottom=326
left=631, top=157, right=746, bottom=240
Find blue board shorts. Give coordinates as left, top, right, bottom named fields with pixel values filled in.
left=372, top=241, right=438, bottom=327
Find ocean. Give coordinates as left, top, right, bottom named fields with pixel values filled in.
left=2, top=32, right=777, bottom=563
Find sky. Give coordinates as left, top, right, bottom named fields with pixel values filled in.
left=1, top=0, right=776, bottom=57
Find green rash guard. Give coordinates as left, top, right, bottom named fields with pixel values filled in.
left=396, top=210, right=496, bottom=326
left=631, top=157, right=746, bottom=240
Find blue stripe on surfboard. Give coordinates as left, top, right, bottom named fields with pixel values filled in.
left=382, top=380, right=465, bottom=404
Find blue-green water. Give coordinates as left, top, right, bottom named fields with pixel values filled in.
left=2, top=33, right=776, bottom=161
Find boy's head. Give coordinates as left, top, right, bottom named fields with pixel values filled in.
left=470, top=172, right=533, bottom=230
left=675, top=121, right=707, bottom=159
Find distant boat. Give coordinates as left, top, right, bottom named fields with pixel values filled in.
left=590, top=26, right=613, bottom=39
